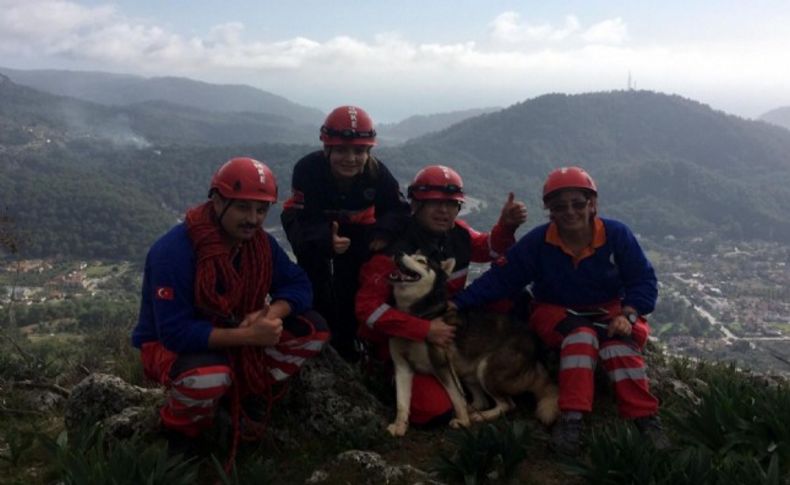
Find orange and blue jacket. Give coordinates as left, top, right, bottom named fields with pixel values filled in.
left=453, top=217, right=657, bottom=315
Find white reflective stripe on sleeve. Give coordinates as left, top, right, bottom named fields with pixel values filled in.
left=600, top=344, right=641, bottom=361
left=173, top=372, right=231, bottom=390
left=270, top=367, right=290, bottom=381
left=265, top=347, right=306, bottom=366
left=487, top=233, right=500, bottom=258
left=560, top=355, right=596, bottom=370
left=449, top=268, right=469, bottom=281
left=608, top=367, right=647, bottom=382
left=561, top=332, right=599, bottom=350
left=366, top=303, right=391, bottom=328
left=282, top=340, right=326, bottom=351
left=169, top=389, right=216, bottom=408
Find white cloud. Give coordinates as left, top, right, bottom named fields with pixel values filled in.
left=1, top=1, right=789, bottom=118
left=582, top=18, right=628, bottom=44
left=489, top=12, right=581, bottom=44
left=0, top=0, right=115, bottom=53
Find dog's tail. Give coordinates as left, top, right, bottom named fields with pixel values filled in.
left=531, top=367, right=560, bottom=426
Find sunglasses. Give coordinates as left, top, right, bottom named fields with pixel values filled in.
left=321, top=126, right=377, bottom=139
left=548, top=199, right=589, bottom=213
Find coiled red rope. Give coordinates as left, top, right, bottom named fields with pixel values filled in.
left=185, top=202, right=285, bottom=476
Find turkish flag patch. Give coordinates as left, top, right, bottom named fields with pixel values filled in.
left=155, top=286, right=174, bottom=300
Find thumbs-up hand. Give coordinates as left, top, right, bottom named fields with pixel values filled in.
left=499, top=192, right=528, bottom=227
left=331, top=221, right=351, bottom=254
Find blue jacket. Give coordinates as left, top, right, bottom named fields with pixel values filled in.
left=131, top=223, right=312, bottom=353
left=453, top=217, right=657, bottom=315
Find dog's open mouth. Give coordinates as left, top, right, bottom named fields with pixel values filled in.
left=388, top=268, right=421, bottom=283
left=388, top=259, right=422, bottom=283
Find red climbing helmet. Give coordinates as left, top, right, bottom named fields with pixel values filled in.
left=319, top=105, right=377, bottom=146
left=210, top=157, right=277, bottom=203
left=542, top=166, right=597, bottom=202
left=407, top=165, right=465, bottom=202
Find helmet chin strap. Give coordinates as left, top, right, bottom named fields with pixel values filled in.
left=215, top=196, right=235, bottom=226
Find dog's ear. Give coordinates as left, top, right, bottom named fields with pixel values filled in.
left=440, top=258, right=456, bottom=275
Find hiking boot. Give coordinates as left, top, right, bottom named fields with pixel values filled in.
left=634, top=415, right=671, bottom=450
left=551, top=413, right=584, bottom=455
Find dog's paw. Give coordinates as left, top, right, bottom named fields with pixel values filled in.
left=387, top=422, right=408, bottom=437
left=449, top=417, right=471, bottom=429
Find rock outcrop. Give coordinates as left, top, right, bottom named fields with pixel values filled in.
left=306, top=450, right=444, bottom=485
left=64, top=347, right=388, bottom=442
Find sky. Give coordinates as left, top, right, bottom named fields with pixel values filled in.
left=2, top=0, right=790, bottom=122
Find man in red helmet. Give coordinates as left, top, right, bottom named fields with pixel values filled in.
left=132, top=157, right=329, bottom=454
left=355, top=165, right=528, bottom=426
left=452, top=166, right=669, bottom=454
left=282, top=106, right=409, bottom=362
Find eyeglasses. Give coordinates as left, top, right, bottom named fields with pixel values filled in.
left=321, top=126, right=377, bottom=139
left=409, top=184, right=463, bottom=195
left=548, top=199, right=589, bottom=213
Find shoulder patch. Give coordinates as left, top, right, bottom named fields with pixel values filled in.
left=155, top=286, right=174, bottom=300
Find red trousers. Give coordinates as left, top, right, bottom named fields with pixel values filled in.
left=366, top=343, right=452, bottom=425
left=141, top=311, right=329, bottom=436
left=530, top=301, right=658, bottom=418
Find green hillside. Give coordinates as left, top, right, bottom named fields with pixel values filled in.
left=0, top=74, right=316, bottom=147
left=395, top=91, right=790, bottom=241
left=377, top=107, right=501, bottom=145
left=0, top=140, right=309, bottom=261
left=4, top=80, right=790, bottom=262
left=760, top=106, right=790, bottom=132
left=0, top=66, right=325, bottom=125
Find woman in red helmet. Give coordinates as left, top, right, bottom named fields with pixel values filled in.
left=452, top=166, right=669, bottom=454
left=355, top=164, right=529, bottom=429
left=282, top=106, right=410, bottom=362
left=132, top=157, right=329, bottom=454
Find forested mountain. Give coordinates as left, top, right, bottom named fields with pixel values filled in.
left=3, top=82, right=790, bottom=262
left=0, top=75, right=316, bottom=146
left=377, top=107, right=501, bottom=145
left=0, top=136, right=311, bottom=261
left=385, top=91, right=790, bottom=242
left=760, top=106, right=790, bottom=132
left=0, top=66, right=325, bottom=125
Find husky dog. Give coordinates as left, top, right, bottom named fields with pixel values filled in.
left=386, top=253, right=560, bottom=437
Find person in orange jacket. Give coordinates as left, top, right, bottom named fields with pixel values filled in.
left=355, top=165, right=528, bottom=425
left=452, top=166, right=670, bottom=454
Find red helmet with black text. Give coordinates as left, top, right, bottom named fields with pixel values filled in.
left=408, top=165, right=465, bottom=202
left=209, top=157, right=277, bottom=203
left=320, top=105, right=377, bottom=146
left=542, top=166, right=597, bottom=202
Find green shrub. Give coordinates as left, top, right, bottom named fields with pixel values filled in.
left=668, top=369, right=790, bottom=475
left=433, top=419, right=533, bottom=484
left=0, top=425, right=36, bottom=467
left=210, top=454, right=276, bottom=485
left=38, top=422, right=199, bottom=484
left=563, top=362, right=790, bottom=485
left=560, top=422, right=672, bottom=485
